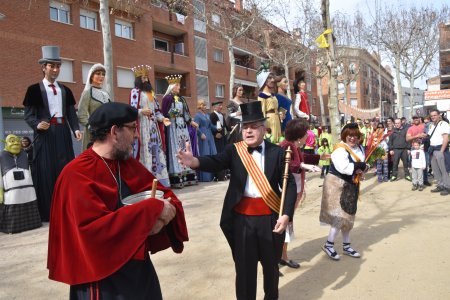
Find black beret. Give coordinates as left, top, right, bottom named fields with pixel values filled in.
left=342, top=122, right=359, bottom=131
left=88, top=102, right=138, bottom=130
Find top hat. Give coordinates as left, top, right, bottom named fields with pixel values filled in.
left=240, top=101, right=267, bottom=124
left=38, top=46, right=61, bottom=64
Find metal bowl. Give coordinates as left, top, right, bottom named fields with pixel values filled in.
left=121, top=190, right=165, bottom=206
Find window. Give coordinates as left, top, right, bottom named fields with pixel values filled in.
left=50, top=1, right=70, bottom=24
left=216, top=84, right=225, bottom=98
left=58, top=59, right=73, bottom=82
left=174, top=42, right=185, bottom=55
left=212, top=14, right=221, bottom=26
left=80, top=9, right=97, bottom=30
left=154, top=38, right=169, bottom=52
left=338, top=83, right=345, bottom=94
left=115, top=19, right=133, bottom=39
left=350, top=99, right=358, bottom=107
left=213, top=49, right=224, bottom=62
left=155, top=78, right=169, bottom=95
left=194, top=36, right=208, bottom=71
left=196, top=75, right=209, bottom=104
left=350, top=81, right=357, bottom=93
left=117, top=68, right=134, bottom=88
left=82, top=63, right=95, bottom=84
left=193, top=0, right=206, bottom=33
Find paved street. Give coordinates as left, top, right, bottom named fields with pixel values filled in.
left=1, top=171, right=450, bottom=299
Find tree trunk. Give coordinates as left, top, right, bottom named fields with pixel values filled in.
left=394, top=55, right=402, bottom=118
left=284, top=63, right=291, bottom=99
left=228, top=39, right=236, bottom=101
left=317, top=77, right=326, bottom=126
left=322, top=0, right=340, bottom=144
left=99, top=0, right=114, bottom=100
left=409, top=76, right=414, bottom=120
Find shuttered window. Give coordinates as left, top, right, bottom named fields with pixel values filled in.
left=196, top=75, right=209, bottom=105
left=194, top=36, right=208, bottom=71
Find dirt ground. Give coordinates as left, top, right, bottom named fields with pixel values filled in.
left=1, top=170, right=450, bottom=300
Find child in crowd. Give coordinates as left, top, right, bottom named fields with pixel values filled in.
left=317, top=138, right=331, bottom=179
left=411, top=140, right=426, bottom=191
left=376, top=124, right=390, bottom=182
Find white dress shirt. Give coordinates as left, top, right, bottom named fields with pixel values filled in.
left=243, top=141, right=265, bottom=198
left=42, top=78, right=63, bottom=117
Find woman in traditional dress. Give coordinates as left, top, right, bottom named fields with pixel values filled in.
left=227, top=84, right=244, bottom=144
left=275, top=75, right=293, bottom=133
left=194, top=100, right=217, bottom=182
left=257, top=66, right=282, bottom=143
left=129, top=65, right=170, bottom=187
left=77, top=64, right=110, bottom=151
left=161, top=75, right=198, bottom=188
left=320, top=123, right=368, bottom=260
left=279, top=119, right=320, bottom=271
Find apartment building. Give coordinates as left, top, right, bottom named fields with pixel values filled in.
left=319, top=47, right=395, bottom=123
left=424, top=22, right=450, bottom=114
left=1, top=0, right=288, bottom=144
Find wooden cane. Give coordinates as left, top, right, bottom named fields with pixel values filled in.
left=151, top=179, right=158, bottom=198
left=279, top=146, right=292, bottom=218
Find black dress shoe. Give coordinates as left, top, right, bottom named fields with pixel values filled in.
left=424, top=181, right=432, bottom=186
left=440, top=188, right=450, bottom=196
left=280, top=259, right=300, bottom=269
left=431, top=186, right=444, bottom=193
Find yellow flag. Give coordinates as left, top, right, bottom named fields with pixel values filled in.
left=315, top=29, right=333, bottom=48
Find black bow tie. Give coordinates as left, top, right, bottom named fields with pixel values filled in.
left=248, top=145, right=262, bottom=154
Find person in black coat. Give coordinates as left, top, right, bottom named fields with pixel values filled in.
left=177, top=101, right=296, bottom=300
left=209, top=101, right=229, bottom=180
left=22, top=46, right=82, bottom=222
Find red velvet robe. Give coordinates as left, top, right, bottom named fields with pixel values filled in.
left=299, top=91, right=310, bottom=116
left=47, top=147, right=188, bottom=285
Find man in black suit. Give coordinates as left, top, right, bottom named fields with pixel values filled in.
left=209, top=100, right=229, bottom=180
left=177, top=101, right=296, bottom=300
left=23, top=46, right=82, bottom=221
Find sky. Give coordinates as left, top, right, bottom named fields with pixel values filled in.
left=329, top=0, right=449, bottom=90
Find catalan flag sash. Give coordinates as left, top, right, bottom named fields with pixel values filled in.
left=234, top=141, right=281, bottom=213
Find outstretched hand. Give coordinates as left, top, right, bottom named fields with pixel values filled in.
left=176, top=142, right=199, bottom=169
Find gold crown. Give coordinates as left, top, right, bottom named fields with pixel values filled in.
left=165, top=74, right=182, bottom=85
left=131, top=65, right=151, bottom=77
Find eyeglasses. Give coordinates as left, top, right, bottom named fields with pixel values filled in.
left=121, top=124, right=138, bottom=133
left=242, top=124, right=264, bottom=130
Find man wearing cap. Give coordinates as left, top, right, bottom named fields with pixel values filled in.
left=177, top=101, right=297, bottom=300
left=47, top=102, right=188, bottom=299
left=22, top=46, right=82, bottom=222
left=210, top=101, right=229, bottom=180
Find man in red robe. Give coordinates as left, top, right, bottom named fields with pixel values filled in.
left=47, top=102, right=188, bottom=300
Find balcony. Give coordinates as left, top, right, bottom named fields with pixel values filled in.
left=151, top=1, right=189, bottom=33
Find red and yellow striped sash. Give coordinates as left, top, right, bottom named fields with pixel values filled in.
left=234, top=141, right=281, bottom=213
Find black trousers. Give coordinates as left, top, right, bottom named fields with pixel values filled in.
left=233, top=214, right=285, bottom=300
left=392, top=148, right=410, bottom=177
left=70, top=258, right=162, bottom=300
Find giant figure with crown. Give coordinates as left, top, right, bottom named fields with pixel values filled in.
left=129, top=65, right=170, bottom=187
left=161, top=74, right=198, bottom=188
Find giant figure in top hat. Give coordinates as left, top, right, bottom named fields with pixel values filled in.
left=177, top=100, right=297, bottom=299
left=22, top=46, right=82, bottom=221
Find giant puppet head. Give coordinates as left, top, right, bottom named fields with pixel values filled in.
left=4, top=134, right=22, bottom=155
